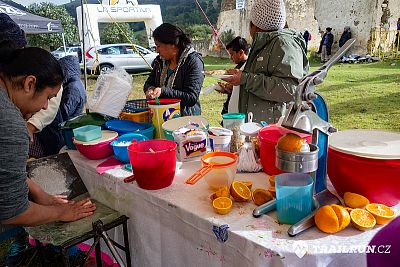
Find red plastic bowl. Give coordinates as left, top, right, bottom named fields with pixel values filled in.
left=128, top=140, right=177, bottom=190
left=74, top=137, right=117, bottom=160
left=328, top=148, right=400, bottom=207
left=258, top=124, right=312, bottom=175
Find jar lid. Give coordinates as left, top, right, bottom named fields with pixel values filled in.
left=208, top=127, right=233, bottom=136
left=240, top=122, right=263, bottom=136
left=329, top=129, right=400, bottom=159
left=222, top=113, right=246, bottom=120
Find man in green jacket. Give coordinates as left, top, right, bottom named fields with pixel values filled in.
left=223, top=0, right=309, bottom=123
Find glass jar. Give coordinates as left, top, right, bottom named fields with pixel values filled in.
left=222, top=113, right=245, bottom=152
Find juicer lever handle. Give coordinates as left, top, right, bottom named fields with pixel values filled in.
left=253, top=199, right=276, bottom=218
left=287, top=210, right=317, bottom=237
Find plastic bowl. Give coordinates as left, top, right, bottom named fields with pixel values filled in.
left=73, top=125, right=102, bottom=142
left=74, top=130, right=118, bottom=160
left=59, top=113, right=106, bottom=149
left=111, top=133, right=148, bottom=163
left=128, top=140, right=177, bottom=190
left=328, top=148, right=400, bottom=206
left=105, top=119, right=154, bottom=139
left=162, top=116, right=209, bottom=141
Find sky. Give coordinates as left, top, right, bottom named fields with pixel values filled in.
left=13, top=0, right=71, bottom=6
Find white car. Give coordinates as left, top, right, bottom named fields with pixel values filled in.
left=51, top=46, right=81, bottom=60
left=85, top=43, right=158, bottom=73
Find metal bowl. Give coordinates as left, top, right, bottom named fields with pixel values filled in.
left=275, top=144, right=319, bottom=173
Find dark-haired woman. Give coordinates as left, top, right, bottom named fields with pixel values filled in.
left=144, top=23, right=205, bottom=116
left=0, top=48, right=96, bottom=228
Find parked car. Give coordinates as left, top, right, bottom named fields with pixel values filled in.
left=51, top=46, right=81, bottom=60
left=85, top=43, right=158, bottom=74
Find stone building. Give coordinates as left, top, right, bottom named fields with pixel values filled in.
left=215, top=0, right=400, bottom=55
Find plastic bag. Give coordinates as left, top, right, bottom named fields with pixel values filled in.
left=87, top=68, right=132, bottom=118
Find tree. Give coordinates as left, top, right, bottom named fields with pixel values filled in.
left=186, top=24, right=212, bottom=41
left=221, top=29, right=235, bottom=45
left=27, top=3, right=78, bottom=50
left=100, top=23, right=134, bottom=44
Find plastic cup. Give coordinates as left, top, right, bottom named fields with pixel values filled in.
left=275, top=173, right=314, bottom=225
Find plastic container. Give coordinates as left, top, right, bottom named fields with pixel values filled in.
left=59, top=113, right=106, bottom=149
left=74, top=130, right=118, bottom=160
left=328, top=129, right=400, bottom=206
left=275, top=173, right=314, bottom=225
left=110, top=133, right=148, bottom=163
left=148, top=98, right=181, bottom=139
left=173, top=128, right=207, bottom=162
left=162, top=116, right=209, bottom=141
left=73, top=125, right=102, bottom=142
left=105, top=119, right=154, bottom=139
left=120, top=99, right=150, bottom=123
left=258, top=124, right=312, bottom=175
left=201, top=151, right=238, bottom=191
left=208, top=127, right=233, bottom=152
left=120, top=110, right=150, bottom=123
left=222, top=113, right=245, bottom=152
left=127, top=140, right=177, bottom=190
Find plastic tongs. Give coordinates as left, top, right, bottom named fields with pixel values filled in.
left=185, top=164, right=215, bottom=185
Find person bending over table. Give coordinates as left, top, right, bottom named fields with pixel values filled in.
left=0, top=13, right=64, bottom=151
left=0, top=47, right=96, bottom=227
left=144, top=23, right=205, bottom=116
left=222, top=0, right=309, bottom=123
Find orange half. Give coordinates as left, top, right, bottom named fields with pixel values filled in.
left=350, top=208, right=376, bottom=231
left=213, top=197, right=233, bottom=215
left=366, top=203, right=396, bottom=225
left=230, top=181, right=251, bottom=202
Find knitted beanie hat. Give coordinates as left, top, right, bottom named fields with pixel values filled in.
left=250, top=0, right=286, bottom=31
left=0, top=13, right=27, bottom=48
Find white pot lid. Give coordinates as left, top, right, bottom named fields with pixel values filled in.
left=73, top=130, right=118, bottom=145
left=329, top=129, right=400, bottom=159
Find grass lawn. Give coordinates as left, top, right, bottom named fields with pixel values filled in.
left=86, top=56, right=400, bottom=131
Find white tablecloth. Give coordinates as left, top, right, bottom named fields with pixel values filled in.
left=68, top=151, right=399, bottom=267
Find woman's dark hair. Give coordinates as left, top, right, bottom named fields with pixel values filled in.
left=153, top=23, right=191, bottom=56
left=226, top=36, right=250, bottom=55
left=0, top=47, right=63, bottom=93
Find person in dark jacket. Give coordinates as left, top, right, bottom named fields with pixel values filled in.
left=32, top=55, right=86, bottom=157
left=219, top=36, right=249, bottom=115
left=303, top=29, right=311, bottom=52
left=339, top=26, right=352, bottom=48
left=144, top=23, right=205, bottom=116
left=318, top=27, right=334, bottom=63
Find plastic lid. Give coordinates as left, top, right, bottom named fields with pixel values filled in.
left=60, top=113, right=106, bottom=129
left=73, top=130, right=118, bottom=145
left=329, top=129, right=400, bottom=159
left=148, top=98, right=181, bottom=105
left=240, top=122, right=263, bottom=136
left=222, top=113, right=246, bottom=120
left=208, top=127, right=233, bottom=136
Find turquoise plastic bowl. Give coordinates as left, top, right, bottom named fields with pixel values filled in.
left=111, top=133, right=148, bottom=163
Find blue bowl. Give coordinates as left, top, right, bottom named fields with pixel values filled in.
left=105, top=119, right=155, bottom=139
left=110, top=133, right=148, bottom=163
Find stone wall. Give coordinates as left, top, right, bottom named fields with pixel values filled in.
left=215, top=0, right=400, bottom=55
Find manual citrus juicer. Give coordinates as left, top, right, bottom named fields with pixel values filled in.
left=253, top=39, right=356, bottom=236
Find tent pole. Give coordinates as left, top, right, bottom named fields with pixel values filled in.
left=61, top=33, right=67, bottom=54
left=80, top=0, right=88, bottom=113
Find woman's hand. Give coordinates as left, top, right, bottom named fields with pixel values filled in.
left=58, top=198, right=96, bottom=222
left=222, top=70, right=242, bottom=86
left=145, top=87, right=162, bottom=99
